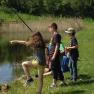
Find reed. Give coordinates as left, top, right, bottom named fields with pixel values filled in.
left=0, top=17, right=83, bottom=41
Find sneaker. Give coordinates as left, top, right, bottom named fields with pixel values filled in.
left=50, top=83, right=56, bottom=88
left=24, top=78, right=33, bottom=86
left=59, top=82, right=67, bottom=87
left=73, top=79, right=77, bottom=82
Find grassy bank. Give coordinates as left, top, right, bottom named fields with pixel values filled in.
left=0, top=11, right=83, bottom=41
left=0, top=18, right=94, bottom=94
left=0, top=9, right=40, bottom=22
left=0, top=11, right=94, bottom=93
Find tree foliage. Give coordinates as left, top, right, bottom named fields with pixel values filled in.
left=0, top=0, right=94, bottom=18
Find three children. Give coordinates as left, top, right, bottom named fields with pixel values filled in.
left=10, top=24, right=79, bottom=94
left=65, top=28, right=79, bottom=82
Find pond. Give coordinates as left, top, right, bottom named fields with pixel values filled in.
left=0, top=61, right=23, bottom=84
left=0, top=40, right=33, bottom=85
left=0, top=22, right=46, bottom=85
left=0, top=39, right=31, bottom=85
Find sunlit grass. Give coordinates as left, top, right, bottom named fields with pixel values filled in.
left=0, top=15, right=94, bottom=94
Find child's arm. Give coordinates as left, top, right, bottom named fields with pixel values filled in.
left=10, top=40, right=32, bottom=46
left=51, top=43, right=59, bottom=60
left=66, top=45, right=78, bottom=50
left=67, top=38, right=78, bottom=50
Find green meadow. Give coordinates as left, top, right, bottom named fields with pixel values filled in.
left=0, top=12, right=94, bottom=94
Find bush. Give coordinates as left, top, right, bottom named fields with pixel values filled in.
left=44, top=0, right=63, bottom=16
left=0, top=0, right=94, bottom=18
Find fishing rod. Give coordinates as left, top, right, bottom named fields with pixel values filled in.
left=15, top=12, right=33, bottom=32
left=3, top=0, right=34, bottom=32
left=11, top=8, right=33, bottom=32
left=3, top=0, right=33, bottom=33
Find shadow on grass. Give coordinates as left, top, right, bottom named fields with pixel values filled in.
left=49, top=74, right=94, bottom=94
left=51, top=90, right=85, bottom=94
left=78, top=74, right=94, bottom=80
left=70, top=90, right=85, bottom=94
left=69, top=74, right=94, bottom=86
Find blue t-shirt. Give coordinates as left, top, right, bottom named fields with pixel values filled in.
left=70, top=37, right=79, bottom=60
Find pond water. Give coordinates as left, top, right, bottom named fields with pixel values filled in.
left=0, top=22, right=45, bottom=85
left=0, top=22, right=32, bottom=84
left=0, top=61, right=23, bottom=84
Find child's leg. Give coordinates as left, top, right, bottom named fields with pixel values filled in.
left=22, top=61, right=32, bottom=79
left=69, top=57, right=73, bottom=79
left=37, top=66, right=44, bottom=94
left=43, top=69, right=52, bottom=76
left=57, top=62, right=65, bottom=83
left=72, top=60, right=77, bottom=81
left=51, top=61, right=58, bottom=85
left=58, top=68, right=64, bottom=81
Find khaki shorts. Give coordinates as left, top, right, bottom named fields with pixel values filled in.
left=24, top=58, right=44, bottom=69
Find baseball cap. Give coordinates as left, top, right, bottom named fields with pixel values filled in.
left=65, top=27, right=75, bottom=34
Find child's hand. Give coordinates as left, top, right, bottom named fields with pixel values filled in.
left=60, top=51, right=64, bottom=55
left=10, top=41, right=13, bottom=44
left=10, top=40, right=17, bottom=44
left=66, top=47, right=70, bottom=50
left=65, top=47, right=71, bottom=52
left=51, top=56, right=55, bottom=61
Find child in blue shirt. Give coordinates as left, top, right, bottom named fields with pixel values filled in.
left=65, top=28, right=79, bottom=82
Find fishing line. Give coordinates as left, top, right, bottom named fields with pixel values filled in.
left=11, top=8, right=33, bottom=32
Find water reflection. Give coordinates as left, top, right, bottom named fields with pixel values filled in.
left=0, top=22, right=33, bottom=84
left=0, top=62, right=23, bottom=84
left=0, top=42, right=32, bottom=84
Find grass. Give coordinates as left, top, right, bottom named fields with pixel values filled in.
left=0, top=8, right=40, bottom=22
left=0, top=11, right=83, bottom=41
left=0, top=12, right=94, bottom=93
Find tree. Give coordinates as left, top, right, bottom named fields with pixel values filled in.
left=44, top=0, right=63, bottom=16
left=0, top=0, right=94, bottom=18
